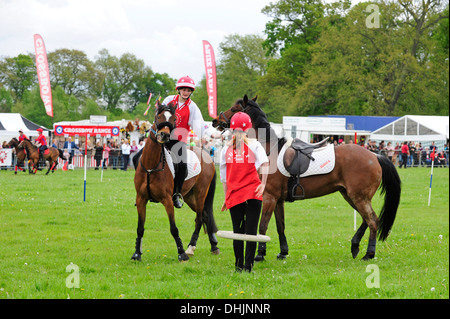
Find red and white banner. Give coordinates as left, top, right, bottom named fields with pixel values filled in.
left=0, top=149, right=13, bottom=166
left=54, top=125, right=120, bottom=136
left=202, top=40, right=217, bottom=118
left=33, top=34, right=53, bottom=117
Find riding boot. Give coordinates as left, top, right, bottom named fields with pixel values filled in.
left=173, top=162, right=187, bottom=208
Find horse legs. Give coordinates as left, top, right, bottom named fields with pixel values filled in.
left=46, top=161, right=56, bottom=175
left=165, top=202, right=189, bottom=262
left=170, top=219, right=189, bottom=262
left=50, top=161, right=57, bottom=173
left=345, top=198, right=378, bottom=260
left=186, top=213, right=202, bottom=257
left=274, top=201, right=289, bottom=259
left=351, top=221, right=368, bottom=259
left=255, top=195, right=277, bottom=262
left=131, top=198, right=147, bottom=261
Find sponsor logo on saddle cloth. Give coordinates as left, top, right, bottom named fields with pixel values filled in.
left=164, top=148, right=201, bottom=181
left=277, top=137, right=335, bottom=178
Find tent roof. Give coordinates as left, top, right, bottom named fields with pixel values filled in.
left=0, top=113, right=49, bottom=133
left=371, top=115, right=449, bottom=139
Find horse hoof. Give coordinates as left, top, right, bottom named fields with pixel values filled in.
left=186, top=245, right=196, bottom=257
left=131, top=253, right=142, bottom=261
left=361, top=253, right=375, bottom=261
left=352, top=249, right=360, bottom=259
left=254, top=254, right=265, bottom=262
left=277, top=253, right=288, bottom=260
left=211, top=248, right=220, bottom=255
left=178, top=253, right=189, bottom=262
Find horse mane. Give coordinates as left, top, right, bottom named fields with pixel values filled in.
left=238, top=96, right=286, bottom=150
left=157, top=101, right=176, bottom=115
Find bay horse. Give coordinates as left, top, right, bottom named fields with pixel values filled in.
left=18, top=138, right=66, bottom=175
left=131, top=101, right=219, bottom=262
left=6, top=138, right=29, bottom=174
left=212, top=95, right=401, bottom=261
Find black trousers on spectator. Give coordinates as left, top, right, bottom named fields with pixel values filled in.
left=229, top=199, right=262, bottom=271
left=122, top=154, right=130, bottom=171
left=400, top=153, right=408, bottom=168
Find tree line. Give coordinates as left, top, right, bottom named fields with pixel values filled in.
left=0, top=0, right=448, bottom=128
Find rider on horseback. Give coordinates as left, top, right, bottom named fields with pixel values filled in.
left=161, top=76, right=218, bottom=208
left=34, top=128, right=48, bottom=160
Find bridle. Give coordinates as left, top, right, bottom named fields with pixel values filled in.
left=217, top=101, right=247, bottom=130
left=139, top=104, right=176, bottom=202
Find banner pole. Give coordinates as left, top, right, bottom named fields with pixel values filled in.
left=354, top=131, right=357, bottom=231
left=428, top=150, right=435, bottom=207
left=83, top=134, right=87, bottom=202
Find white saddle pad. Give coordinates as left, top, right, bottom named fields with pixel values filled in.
left=165, top=148, right=201, bottom=181
left=277, top=138, right=335, bottom=178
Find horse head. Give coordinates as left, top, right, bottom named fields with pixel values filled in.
left=212, top=94, right=259, bottom=131
left=18, top=138, right=33, bottom=150
left=7, top=138, right=19, bottom=148
left=153, top=100, right=177, bottom=144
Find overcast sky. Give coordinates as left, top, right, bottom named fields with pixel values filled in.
left=0, top=0, right=274, bottom=83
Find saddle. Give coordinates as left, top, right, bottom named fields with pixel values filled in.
left=283, top=137, right=329, bottom=201
left=283, top=137, right=329, bottom=176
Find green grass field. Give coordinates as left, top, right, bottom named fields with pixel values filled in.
left=0, top=165, right=448, bottom=299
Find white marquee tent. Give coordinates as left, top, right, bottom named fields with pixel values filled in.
left=0, top=113, right=49, bottom=143
left=370, top=115, right=449, bottom=150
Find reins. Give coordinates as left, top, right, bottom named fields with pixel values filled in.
left=139, top=123, right=167, bottom=202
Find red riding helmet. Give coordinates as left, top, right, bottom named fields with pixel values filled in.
left=37, top=128, right=43, bottom=133
left=230, top=112, right=252, bottom=132
left=176, top=76, right=195, bottom=91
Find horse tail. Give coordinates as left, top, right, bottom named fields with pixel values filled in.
left=58, top=149, right=66, bottom=161
left=203, top=170, right=218, bottom=234
left=376, top=155, right=401, bottom=241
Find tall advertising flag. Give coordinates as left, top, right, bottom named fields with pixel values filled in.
left=33, top=34, right=53, bottom=117
left=202, top=40, right=217, bottom=118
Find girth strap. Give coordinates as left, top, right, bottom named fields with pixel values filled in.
left=139, top=147, right=166, bottom=202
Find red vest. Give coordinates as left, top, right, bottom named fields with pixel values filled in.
left=172, top=95, right=191, bottom=143
left=224, top=143, right=262, bottom=208
left=36, top=134, right=47, bottom=146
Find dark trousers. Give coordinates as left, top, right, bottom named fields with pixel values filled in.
left=122, top=154, right=130, bottom=171
left=167, top=140, right=187, bottom=194
left=400, top=153, right=408, bottom=168
left=229, top=199, right=262, bottom=271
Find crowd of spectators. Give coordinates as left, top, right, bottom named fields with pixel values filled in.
left=362, top=140, right=449, bottom=168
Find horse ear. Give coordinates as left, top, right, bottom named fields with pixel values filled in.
left=243, top=94, right=248, bottom=106
left=252, top=95, right=257, bottom=102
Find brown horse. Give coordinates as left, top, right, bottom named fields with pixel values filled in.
left=131, top=101, right=219, bottom=262
left=212, top=95, right=401, bottom=261
left=6, top=138, right=29, bottom=174
left=18, top=138, right=66, bottom=175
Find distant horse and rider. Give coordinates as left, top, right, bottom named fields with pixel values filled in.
left=18, top=136, right=66, bottom=175
left=6, top=138, right=30, bottom=174
left=212, top=95, right=401, bottom=261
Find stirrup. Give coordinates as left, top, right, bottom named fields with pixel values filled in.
left=173, top=193, right=184, bottom=208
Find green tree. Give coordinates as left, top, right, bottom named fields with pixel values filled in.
left=0, top=87, right=14, bottom=113
left=196, top=34, right=271, bottom=119
left=0, top=54, right=36, bottom=102
left=47, top=49, right=102, bottom=100
left=291, top=0, right=449, bottom=116
left=94, top=49, right=145, bottom=111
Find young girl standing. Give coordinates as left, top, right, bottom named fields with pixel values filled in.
left=220, top=112, right=269, bottom=272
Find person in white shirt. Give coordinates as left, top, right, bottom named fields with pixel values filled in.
left=121, top=139, right=131, bottom=171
